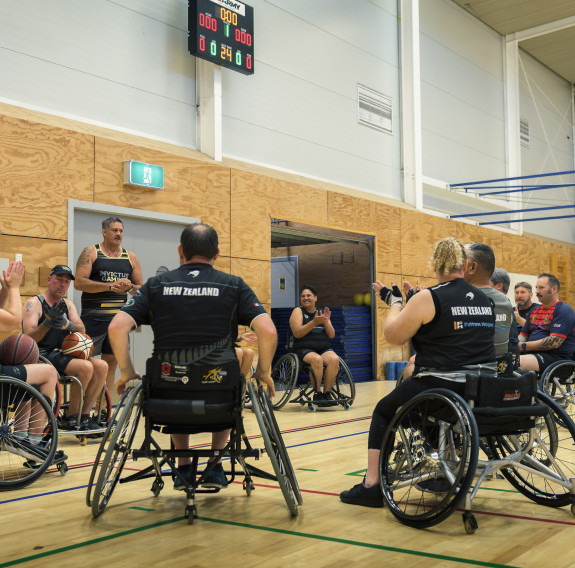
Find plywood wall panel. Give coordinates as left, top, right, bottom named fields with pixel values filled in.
left=400, top=210, right=452, bottom=277
left=327, top=192, right=376, bottom=234
left=230, top=257, right=271, bottom=305
left=230, top=170, right=272, bottom=261
left=375, top=203, right=401, bottom=274
left=0, top=235, right=66, bottom=296
left=501, top=233, right=541, bottom=275
left=0, top=115, right=93, bottom=240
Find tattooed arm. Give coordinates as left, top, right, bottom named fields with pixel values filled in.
left=519, top=334, right=565, bottom=352
left=74, top=245, right=108, bottom=293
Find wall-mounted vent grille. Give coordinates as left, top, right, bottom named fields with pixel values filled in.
left=357, top=84, right=392, bottom=134
left=520, top=117, right=530, bottom=148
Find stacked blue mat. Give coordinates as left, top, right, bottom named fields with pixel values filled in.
left=270, top=306, right=373, bottom=382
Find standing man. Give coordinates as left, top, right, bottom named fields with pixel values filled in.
left=514, top=281, right=540, bottom=333
left=23, top=265, right=108, bottom=431
left=75, top=216, right=143, bottom=395
left=109, top=222, right=277, bottom=490
left=519, top=273, right=575, bottom=372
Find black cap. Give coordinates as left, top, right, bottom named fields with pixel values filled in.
left=50, top=265, right=75, bottom=280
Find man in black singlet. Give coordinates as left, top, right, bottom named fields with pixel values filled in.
left=23, top=265, right=108, bottom=432
left=108, top=222, right=278, bottom=490
left=75, top=216, right=143, bottom=396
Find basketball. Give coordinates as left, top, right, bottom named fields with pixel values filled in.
left=61, top=332, right=94, bottom=360
left=0, top=334, right=39, bottom=365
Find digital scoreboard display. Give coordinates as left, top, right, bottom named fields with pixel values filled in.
left=188, top=0, right=254, bottom=75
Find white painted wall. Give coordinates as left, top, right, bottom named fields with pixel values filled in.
left=222, top=0, right=401, bottom=199
left=0, top=0, right=196, bottom=146
left=419, top=0, right=506, bottom=185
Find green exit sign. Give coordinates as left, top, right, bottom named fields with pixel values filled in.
left=123, top=161, right=164, bottom=189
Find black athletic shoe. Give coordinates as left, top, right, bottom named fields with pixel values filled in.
left=340, top=479, right=384, bottom=508
left=201, top=463, right=228, bottom=489
left=323, top=391, right=338, bottom=407
left=58, top=415, right=79, bottom=431
left=313, top=391, right=324, bottom=402
left=173, top=463, right=194, bottom=491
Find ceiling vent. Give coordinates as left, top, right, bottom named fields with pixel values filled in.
left=357, top=83, right=393, bottom=134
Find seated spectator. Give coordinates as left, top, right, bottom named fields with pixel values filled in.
left=23, top=265, right=108, bottom=432
left=289, top=285, right=339, bottom=404
left=0, top=260, right=61, bottom=457
left=340, top=237, right=496, bottom=507
left=514, top=281, right=540, bottom=333
left=518, top=273, right=575, bottom=372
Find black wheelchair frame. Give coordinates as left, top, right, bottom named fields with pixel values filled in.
left=270, top=352, right=355, bottom=411
left=86, top=364, right=302, bottom=523
left=380, top=371, right=575, bottom=533
left=0, top=374, right=67, bottom=490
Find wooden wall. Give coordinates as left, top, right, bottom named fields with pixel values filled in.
left=1, top=103, right=574, bottom=378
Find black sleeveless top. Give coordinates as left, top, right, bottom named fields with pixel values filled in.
left=412, top=278, right=495, bottom=375
left=36, top=295, right=70, bottom=353
left=81, top=244, right=134, bottom=322
left=292, top=306, right=332, bottom=352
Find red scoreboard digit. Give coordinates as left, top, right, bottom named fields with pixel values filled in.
left=188, top=0, right=254, bottom=75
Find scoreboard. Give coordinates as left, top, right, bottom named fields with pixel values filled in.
left=188, top=0, right=254, bottom=75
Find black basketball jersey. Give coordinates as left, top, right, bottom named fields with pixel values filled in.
left=81, top=244, right=134, bottom=321
left=292, top=306, right=332, bottom=352
left=121, top=262, right=268, bottom=359
left=412, top=278, right=495, bottom=374
left=36, top=295, right=69, bottom=353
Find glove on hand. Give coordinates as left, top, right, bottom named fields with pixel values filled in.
left=405, top=288, right=418, bottom=303
left=380, top=285, right=403, bottom=306
left=44, top=301, right=73, bottom=330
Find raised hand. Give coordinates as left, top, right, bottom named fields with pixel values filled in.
left=379, top=282, right=403, bottom=306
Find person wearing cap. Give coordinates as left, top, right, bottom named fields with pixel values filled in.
left=23, top=265, right=108, bottom=432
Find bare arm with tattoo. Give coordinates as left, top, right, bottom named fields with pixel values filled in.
left=74, top=246, right=109, bottom=293
left=519, top=334, right=565, bottom=352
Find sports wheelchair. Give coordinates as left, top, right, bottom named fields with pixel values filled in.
left=270, top=352, right=355, bottom=411
left=40, top=355, right=111, bottom=445
left=539, top=358, right=575, bottom=410
left=0, top=374, right=67, bottom=490
left=379, top=370, right=575, bottom=533
left=86, top=357, right=302, bottom=523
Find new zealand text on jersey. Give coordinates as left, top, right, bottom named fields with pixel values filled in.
left=163, top=286, right=220, bottom=297
left=451, top=306, right=493, bottom=316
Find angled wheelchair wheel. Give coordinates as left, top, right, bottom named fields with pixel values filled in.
left=540, top=361, right=575, bottom=410
left=248, top=381, right=299, bottom=515
left=90, top=383, right=143, bottom=517
left=270, top=354, right=299, bottom=410
left=380, top=389, right=479, bottom=529
left=333, top=359, right=355, bottom=408
left=86, top=385, right=138, bottom=506
left=488, top=391, right=575, bottom=508
left=0, top=376, right=58, bottom=490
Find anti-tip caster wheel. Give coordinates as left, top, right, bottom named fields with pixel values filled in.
left=185, top=505, right=198, bottom=525
left=308, top=404, right=316, bottom=412
left=243, top=479, right=255, bottom=496
left=152, top=479, right=164, bottom=497
left=462, top=512, right=478, bottom=534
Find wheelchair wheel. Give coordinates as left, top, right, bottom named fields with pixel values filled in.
left=0, top=376, right=58, bottom=490
left=90, top=383, right=143, bottom=517
left=270, top=354, right=298, bottom=410
left=380, top=389, right=479, bottom=529
left=333, top=359, right=355, bottom=408
left=540, top=361, right=575, bottom=410
left=248, top=381, right=299, bottom=515
left=256, top=383, right=302, bottom=506
left=488, top=391, right=575, bottom=508
left=86, top=385, right=138, bottom=506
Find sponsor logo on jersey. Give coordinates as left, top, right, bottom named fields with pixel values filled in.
left=188, top=270, right=200, bottom=277
left=466, top=292, right=474, bottom=300
left=201, top=367, right=228, bottom=384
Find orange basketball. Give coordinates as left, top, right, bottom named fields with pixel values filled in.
left=0, top=334, right=39, bottom=365
left=61, top=332, right=94, bottom=360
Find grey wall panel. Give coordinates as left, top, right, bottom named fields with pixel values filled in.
left=222, top=0, right=401, bottom=198
left=0, top=0, right=196, bottom=146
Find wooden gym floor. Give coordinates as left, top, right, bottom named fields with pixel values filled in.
left=2, top=380, right=575, bottom=568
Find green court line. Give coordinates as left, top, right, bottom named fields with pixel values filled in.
left=346, top=468, right=367, bottom=477
left=129, top=506, right=156, bottom=511
left=296, top=468, right=319, bottom=472
left=0, top=515, right=518, bottom=568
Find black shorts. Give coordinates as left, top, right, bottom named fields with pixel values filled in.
left=0, top=364, right=28, bottom=382
left=41, top=350, right=74, bottom=375
left=293, top=347, right=334, bottom=362
left=530, top=351, right=570, bottom=372
left=83, top=319, right=113, bottom=356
